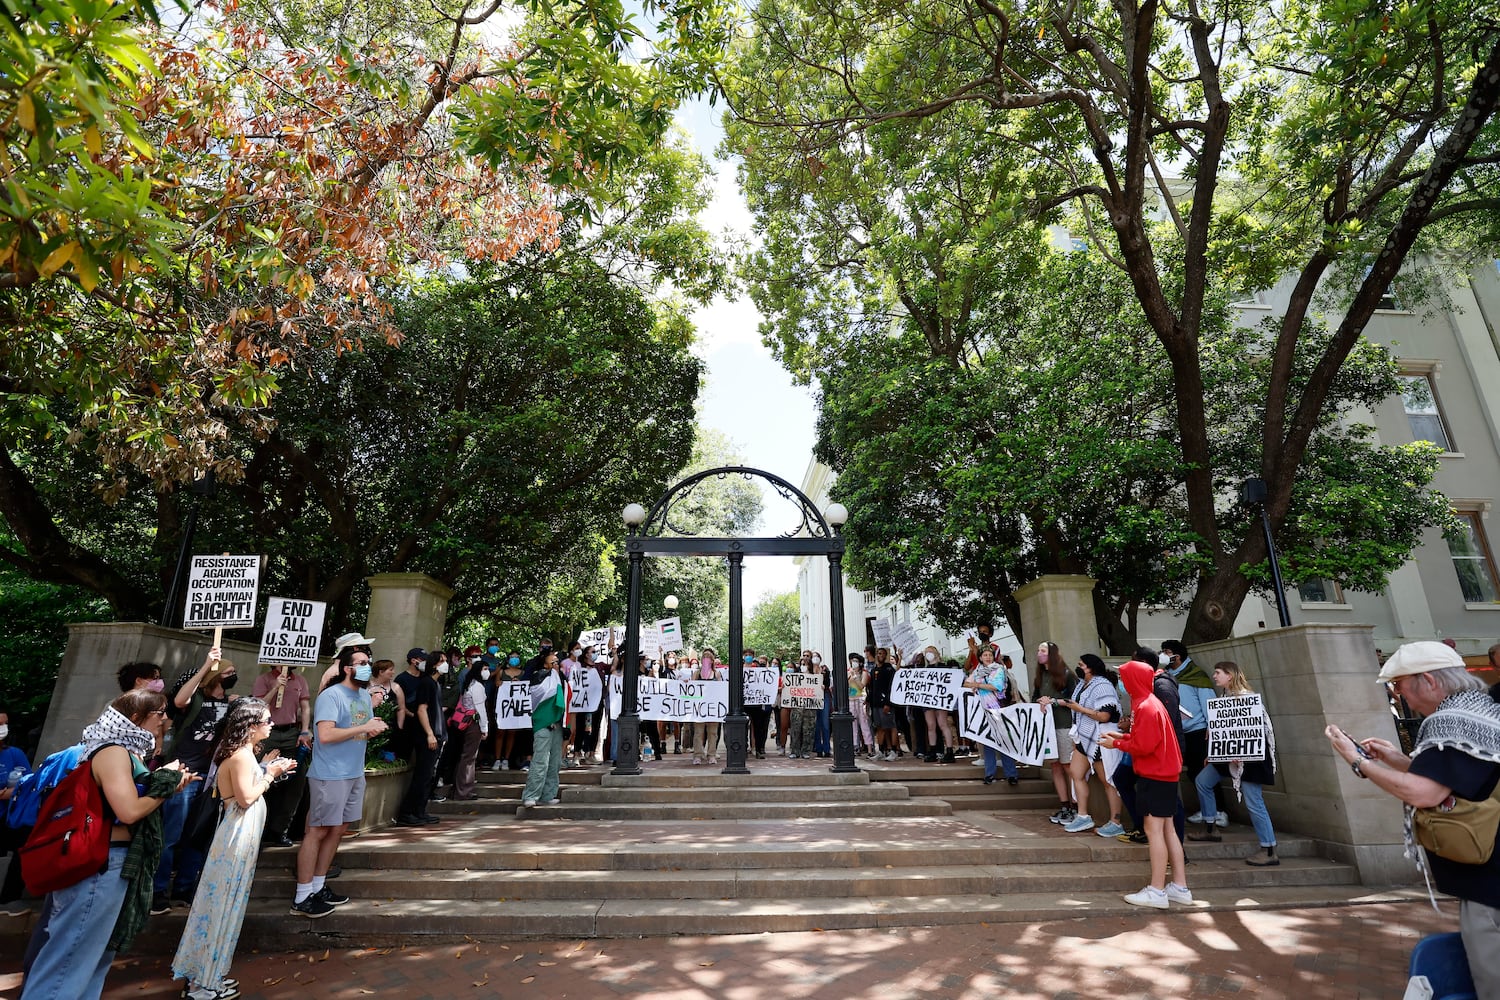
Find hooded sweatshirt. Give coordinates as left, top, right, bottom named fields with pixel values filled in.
left=1108, top=661, right=1182, bottom=782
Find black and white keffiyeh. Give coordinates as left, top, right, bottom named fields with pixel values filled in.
left=81, top=706, right=157, bottom=760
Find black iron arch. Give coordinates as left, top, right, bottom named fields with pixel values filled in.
left=640, top=465, right=835, bottom=541
left=610, top=466, right=857, bottom=779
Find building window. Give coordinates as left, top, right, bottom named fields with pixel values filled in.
left=1448, top=511, right=1500, bottom=604
left=1297, top=579, right=1345, bottom=604
left=1363, top=264, right=1400, bottom=310
left=1398, top=373, right=1454, bottom=451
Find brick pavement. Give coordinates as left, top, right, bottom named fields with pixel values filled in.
left=0, top=900, right=1457, bottom=999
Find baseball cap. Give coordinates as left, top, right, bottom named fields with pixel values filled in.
left=1376, top=640, right=1465, bottom=682
left=407, top=647, right=428, bottom=662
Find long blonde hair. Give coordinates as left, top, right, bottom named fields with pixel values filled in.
left=1213, top=661, right=1254, bottom=695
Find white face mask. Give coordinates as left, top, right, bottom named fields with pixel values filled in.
left=436, top=662, right=449, bottom=675
left=924, top=651, right=938, bottom=664
left=811, top=655, right=821, bottom=665
left=0, top=724, right=8, bottom=741
left=480, top=668, right=492, bottom=681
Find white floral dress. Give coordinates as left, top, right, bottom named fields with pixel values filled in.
left=170, top=793, right=265, bottom=990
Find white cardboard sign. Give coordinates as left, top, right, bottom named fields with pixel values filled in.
left=781, top=671, right=824, bottom=709
left=656, top=617, right=683, bottom=653
left=569, top=664, right=603, bottom=714
left=742, top=665, right=779, bottom=707
left=871, top=620, right=893, bottom=648
left=891, top=667, right=963, bottom=711
left=959, top=696, right=1058, bottom=766
left=494, top=680, right=533, bottom=730
left=184, top=555, right=261, bottom=629
left=1207, top=694, right=1266, bottom=762
left=257, top=597, right=326, bottom=666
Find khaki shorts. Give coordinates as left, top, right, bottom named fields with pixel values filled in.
left=307, top=775, right=365, bottom=828
left=1053, top=729, right=1074, bottom=764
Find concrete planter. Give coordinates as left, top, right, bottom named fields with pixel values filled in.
left=355, top=764, right=410, bottom=833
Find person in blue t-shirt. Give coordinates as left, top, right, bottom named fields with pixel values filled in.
left=291, top=644, right=385, bottom=919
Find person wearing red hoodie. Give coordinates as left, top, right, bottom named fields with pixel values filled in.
left=1101, top=661, right=1191, bottom=909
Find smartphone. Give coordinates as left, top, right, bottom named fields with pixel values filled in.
left=1339, top=727, right=1374, bottom=759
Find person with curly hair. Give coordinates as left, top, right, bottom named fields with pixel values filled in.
left=173, top=698, right=296, bottom=1000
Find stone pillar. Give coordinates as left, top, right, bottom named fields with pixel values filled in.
left=364, top=573, right=455, bottom=666
left=1013, top=575, right=1098, bottom=661
left=1193, top=623, right=1413, bottom=885
left=39, top=622, right=261, bottom=759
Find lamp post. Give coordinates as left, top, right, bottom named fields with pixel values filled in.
left=1241, top=478, right=1292, bottom=628
left=723, top=548, right=750, bottom=774
left=825, top=503, right=858, bottom=773
left=613, top=503, right=647, bottom=776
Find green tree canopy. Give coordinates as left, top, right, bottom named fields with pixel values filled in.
left=724, top=0, right=1500, bottom=642
left=744, top=590, right=800, bottom=661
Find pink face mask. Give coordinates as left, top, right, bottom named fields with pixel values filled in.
left=147, top=678, right=165, bottom=693
left=700, top=660, right=715, bottom=678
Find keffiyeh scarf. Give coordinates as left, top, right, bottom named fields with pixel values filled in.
left=81, top=706, right=157, bottom=760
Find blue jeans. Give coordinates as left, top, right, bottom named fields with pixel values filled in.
left=522, top=724, right=563, bottom=803
left=981, top=745, right=1018, bottom=780
left=814, top=701, right=831, bottom=753
left=22, top=844, right=129, bottom=1000
left=153, top=780, right=203, bottom=896
left=1195, top=764, right=1276, bottom=847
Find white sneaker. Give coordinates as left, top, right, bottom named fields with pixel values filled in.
left=1215, top=813, right=1228, bottom=828
left=499, top=760, right=510, bottom=771
left=544, top=798, right=560, bottom=805
left=884, top=750, right=897, bottom=761
left=693, top=757, right=702, bottom=765
left=522, top=799, right=538, bottom=807
left=1165, top=882, right=1193, bottom=905
left=490, top=761, right=502, bottom=772
left=970, top=758, right=985, bottom=766
left=1187, top=811, right=1203, bottom=824
left=1124, top=885, right=1169, bottom=909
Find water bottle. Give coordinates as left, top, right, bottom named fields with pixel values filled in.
left=5, top=766, right=23, bottom=790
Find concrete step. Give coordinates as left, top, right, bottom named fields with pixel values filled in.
left=305, top=826, right=1328, bottom=872
left=248, top=856, right=1358, bottom=902
left=552, top=785, right=910, bottom=804
left=508, top=799, right=954, bottom=821
left=898, top=777, right=1052, bottom=795
left=77, top=883, right=1425, bottom=949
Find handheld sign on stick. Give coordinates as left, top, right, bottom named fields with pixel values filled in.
left=184, top=553, right=261, bottom=649
left=258, top=597, right=327, bottom=667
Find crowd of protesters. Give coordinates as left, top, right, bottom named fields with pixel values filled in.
left=4, top=623, right=1497, bottom=999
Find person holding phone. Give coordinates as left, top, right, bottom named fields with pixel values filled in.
left=1326, top=641, right=1500, bottom=996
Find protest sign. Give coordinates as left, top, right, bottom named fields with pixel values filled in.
left=656, top=617, right=683, bottom=653
left=633, top=678, right=728, bottom=722
left=257, top=597, right=326, bottom=666
left=609, top=673, right=624, bottom=718
left=640, top=626, right=661, bottom=660
left=890, top=622, right=921, bottom=656
left=871, top=619, right=893, bottom=649
left=891, top=667, right=963, bottom=710
left=1206, top=694, right=1266, bottom=762
left=569, top=664, right=603, bottom=714
left=576, top=626, right=623, bottom=654
left=780, top=672, right=824, bottom=709
left=185, top=555, right=261, bottom=631
left=742, top=665, right=779, bottom=707
left=494, top=680, right=532, bottom=730
left=958, top=694, right=1057, bottom=765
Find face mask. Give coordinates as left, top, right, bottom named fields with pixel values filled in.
left=1075, top=666, right=1086, bottom=680
left=353, top=663, right=373, bottom=682
left=571, top=648, right=582, bottom=658
left=811, top=655, right=821, bottom=665
left=488, top=645, right=500, bottom=655
left=471, top=656, right=484, bottom=665
left=1037, top=650, right=1048, bottom=663
left=147, top=678, right=165, bottom=693
left=508, top=656, right=520, bottom=667
left=0, top=725, right=8, bottom=741
left=220, top=673, right=238, bottom=690
left=923, top=652, right=938, bottom=664
left=480, top=668, right=492, bottom=681
left=744, top=655, right=754, bottom=663
left=437, top=662, right=449, bottom=675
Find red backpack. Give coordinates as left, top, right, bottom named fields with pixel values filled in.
left=18, top=757, right=110, bottom=896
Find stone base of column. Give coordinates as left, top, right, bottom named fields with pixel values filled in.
left=611, top=714, right=643, bottom=776
left=829, top=712, right=860, bottom=773
left=721, top=715, right=751, bottom=775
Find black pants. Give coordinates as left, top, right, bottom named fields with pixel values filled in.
left=401, top=740, right=440, bottom=818
left=434, top=729, right=460, bottom=789
left=746, top=706, right=772, bottom=754
left=641, top=720, right=662, bottom=755
left=581, top=705, right=606, bottom=756
left=1112, top=757, right=1186, bottom=841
